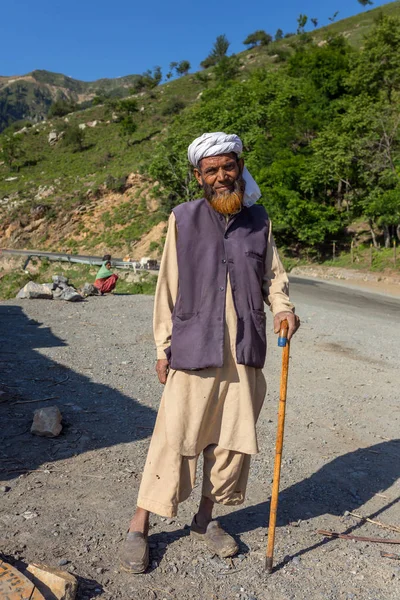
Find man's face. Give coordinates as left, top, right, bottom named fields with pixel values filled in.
left=194, top=153, right=245, bottom=215
left=194, top=153, right=243, bottom=193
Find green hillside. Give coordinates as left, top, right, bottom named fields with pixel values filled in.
left=0, top=69, right=143, bottom=132
left=1, top=1, right=400, bottom=267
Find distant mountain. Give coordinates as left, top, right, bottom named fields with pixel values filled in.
left=0, top=69, right=141, bottom=132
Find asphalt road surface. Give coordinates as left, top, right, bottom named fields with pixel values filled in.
left=290, top=276, right=400, bottom=320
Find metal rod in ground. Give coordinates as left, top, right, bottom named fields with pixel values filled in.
left=265, top=320, right=290, bottom=573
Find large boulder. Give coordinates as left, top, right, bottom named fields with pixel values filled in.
left=17, top=281, right=53, bottom=300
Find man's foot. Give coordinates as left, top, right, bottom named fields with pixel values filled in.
left=190, top=516, right=238, bottom=558
left=120, top=531, right=149, bottom=574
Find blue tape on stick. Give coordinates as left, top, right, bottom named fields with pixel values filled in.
left=278, top=337, right=287, bottom=347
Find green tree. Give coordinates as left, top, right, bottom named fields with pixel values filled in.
left=275, top=28, right=284, bottom=41
left=176, top=60, right=191, bottom=76
left=328, top=11, right=340, bottom=23
left=349, top=15, right=400, bottom=102
left=297, top=14, right=308, bottom=34
left=48, top=98, right=78, bottom=117
left=311, top=18, right=318, bottom=28
left=201, top=34, right=230, bottom=68
left=1, top=135, right=24, bottom=169
left=115, top=98, right=138, bottom=141
left=243, top=30, right=273, bottom=48
left=213, top=55, right=240, bottom=83
left=358, top=0, right=373, bottom=6
left=63, top=124, right=85, bottom=152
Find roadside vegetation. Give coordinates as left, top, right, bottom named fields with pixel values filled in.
left=1, top=1, right=400, bottom=281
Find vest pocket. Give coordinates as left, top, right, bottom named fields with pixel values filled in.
left=173, top=312, right=196, bottom=322
left=245, top=250, right=264, bottom=262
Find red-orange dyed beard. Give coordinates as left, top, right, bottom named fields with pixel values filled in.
left=203, top=177, right=245, bottom=215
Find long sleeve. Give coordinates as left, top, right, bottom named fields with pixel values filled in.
left=262, top=221, right=295, bottom=315
left=153, top=212, right=179, bottom=359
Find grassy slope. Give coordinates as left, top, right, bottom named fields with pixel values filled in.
left=1, top=1, right=399, bottom=259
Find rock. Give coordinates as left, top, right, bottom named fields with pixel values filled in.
left=52, top=275, right=69, bottom=285
left=31, top=406, right=63, bottom=437
left=78, top=123, right=86, bottom=130
left=34, top=185, right=55, bottom=200
left=26, top=563, right=77, bottom=600
left=81, top=282, right=99, bottom=297
left=17, top=281, right=53, bottom=300
left=61, top=286, right=82, bottom=302
left=5, top=176, right=18, bottom=181
left=1, top=485, right=10, bottom=492
left=86, top=120, right=99, bottom=128
left=48, top=131, right=58, bottom=145
left=58, top=559, right=69, bottom=567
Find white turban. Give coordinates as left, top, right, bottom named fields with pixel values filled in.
left=187, top=132, right=261, bottom=207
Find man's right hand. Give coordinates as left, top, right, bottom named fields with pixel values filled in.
left=156, top=359, right=169, bottom=385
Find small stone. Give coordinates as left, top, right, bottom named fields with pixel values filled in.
left=31, top=406, right=62, bottom=438
left=58, top=559, right=69, bottom=566
left=1, top=485, right=10, bottom=492
left=292, top=556, right=301, bottom=565
left=26, top=563, right=77, bottom=599
left=344, top=510, right=350, bottom=517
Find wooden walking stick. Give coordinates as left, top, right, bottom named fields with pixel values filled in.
left=266, top=319, right=290, bottom=573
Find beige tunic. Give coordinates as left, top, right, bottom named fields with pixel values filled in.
left=154, top=212, right=294, bottom=457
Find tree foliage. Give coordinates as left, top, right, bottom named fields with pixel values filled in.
left=48, top=98, right=78, bottom=117
left=243, top=30, right=273, bottom=48
left=148, top=15, right=400, bottom=250
left=63, top=124, right=85, bottom=152
left=201, top=35, right=230, bottom=68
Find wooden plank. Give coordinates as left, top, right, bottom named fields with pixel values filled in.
left=0, top=560, right=45, bottom=600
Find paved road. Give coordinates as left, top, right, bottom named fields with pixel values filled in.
left=290, top=275, right=400, bottom=319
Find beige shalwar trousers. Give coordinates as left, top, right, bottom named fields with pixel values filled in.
left=137, top=397, right=251, bottom=518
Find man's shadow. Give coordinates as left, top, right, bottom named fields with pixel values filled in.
left=0, top=305, right=156, bottom=481
left=218, top=439, right=399, bottom=568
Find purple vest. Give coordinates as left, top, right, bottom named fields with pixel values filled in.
left=167, top=198, right=270, bottom=370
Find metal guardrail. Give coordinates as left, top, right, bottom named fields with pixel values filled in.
left=0, top=248, right=158, bottom=271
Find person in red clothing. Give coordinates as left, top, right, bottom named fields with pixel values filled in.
left=94, top=260, right=118, bottom=294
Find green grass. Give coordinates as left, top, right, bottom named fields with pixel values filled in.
left=321, top=244, right=400, bottom=273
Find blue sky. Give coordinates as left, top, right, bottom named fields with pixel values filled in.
left=1, top=0, right=391, bottom=81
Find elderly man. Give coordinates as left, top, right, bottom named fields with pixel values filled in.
left=120, top=132, right=300, bottom=573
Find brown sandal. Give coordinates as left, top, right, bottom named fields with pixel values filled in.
left=190, top=517, right=238, bottom=558
left=120, top=531, right=149, bottom=574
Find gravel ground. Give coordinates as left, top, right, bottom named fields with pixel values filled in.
left=0, top=284, right=399, bottom=600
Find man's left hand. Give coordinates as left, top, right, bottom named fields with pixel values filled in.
left=274, top=311, right=300, bottom=341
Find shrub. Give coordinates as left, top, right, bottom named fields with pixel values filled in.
left=162, top=98, right=186, bottom=115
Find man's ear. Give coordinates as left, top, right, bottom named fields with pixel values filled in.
left=194, top=168, right=203, bottom=186
left=238, top=157, right=244, bottom=174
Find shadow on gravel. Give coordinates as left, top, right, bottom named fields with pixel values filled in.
left=220, top=440, right=400, bottom=568
left=0, top=305, right=156, bottom=482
